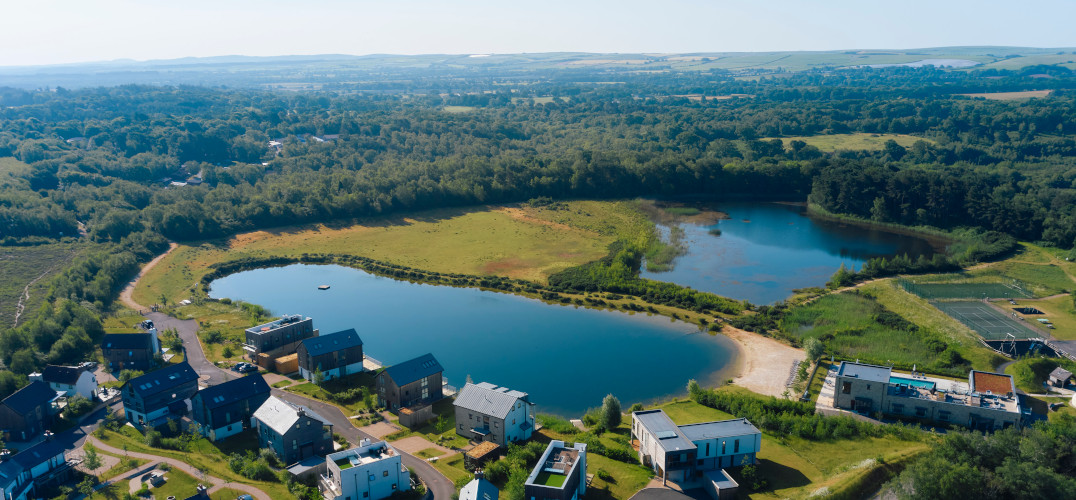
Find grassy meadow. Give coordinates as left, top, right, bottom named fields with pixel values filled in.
left=959, top=90, right=1054, bottom=100
left=775, top=133, right=929, bottom=152
left=0, top=241, right=87, bottom=326
left=134, top=201, right=650, bottom=305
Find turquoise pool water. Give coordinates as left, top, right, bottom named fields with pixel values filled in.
left=890, top=376, right=935, bottom=389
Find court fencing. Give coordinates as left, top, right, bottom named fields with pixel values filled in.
left=899, top=279, right=1032, bottom=300
left=931, top=300, right=1043, bottom=341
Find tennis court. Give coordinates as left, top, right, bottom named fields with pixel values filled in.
left=932, top=300, right=1044, bottom=340
left=900, top=280, right=1033, bottom=300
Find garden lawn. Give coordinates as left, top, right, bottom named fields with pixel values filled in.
left=385, top=399, right=469, bottom=449
left=94, top=427, right=292, bottom=499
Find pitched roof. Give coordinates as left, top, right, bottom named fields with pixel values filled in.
left=384, top=353, right=442, bottom=386
left=252, top=396, right=330, bottom=435
left=102, top=333, right=154, bottom=350
left=2, top=381, right=59, bottom=415
left=42, top=365, right=85, bottom=385
left=300, top=329, right=362, bottom=357
left=9, top=439, right=66, bottom=469
left=126, top=362, right=198, bottom=398
left=1050, top=367, right=1072, bottom=380
left=460, top=476, right=499, bottom=500
left=194, top=373, right=270, bottom=411
left=454, top=382, right=529, bottom=419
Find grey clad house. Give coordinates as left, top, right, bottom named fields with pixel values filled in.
left=252, top=396, right=334, bottom=465
left=296, top=328, right=364, bottom=382
left=121, top=362, right=199, bottom=428
left=453, top=382, right=535, bottom=446
left=190, top=373, right=271, bottom=442
left=376, top=353, right=443, bottom=412
left=101, top=333, right=160, bottom=371
left=0, top=382, right=60, bottom=442
left=631, top=409, right=760, bottom=486
left=243, top=315, right=317, bottom=366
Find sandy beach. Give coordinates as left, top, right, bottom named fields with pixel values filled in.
left=724, top=326, right=806, bottom=397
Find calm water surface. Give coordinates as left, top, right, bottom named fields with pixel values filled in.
left=210, top=264, right=736, bottom=416
left=641, top=202, right=939, bottom=305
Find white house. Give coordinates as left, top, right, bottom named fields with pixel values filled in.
left=453, top=382, right=535, bottom=446
left=320, top=439, right=410, bottom=500
left=31, top=365, right=97, bottom=400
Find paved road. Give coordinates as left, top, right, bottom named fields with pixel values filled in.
left=143, top=311, right=455, bottom=500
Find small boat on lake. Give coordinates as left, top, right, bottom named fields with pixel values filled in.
left=318, top=285, right=330, bottom=290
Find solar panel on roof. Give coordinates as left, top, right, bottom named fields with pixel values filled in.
left=656, top=430, right=678, bottom=439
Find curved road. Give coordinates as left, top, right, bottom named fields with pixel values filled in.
left=144, top=311, right=455, bottom=500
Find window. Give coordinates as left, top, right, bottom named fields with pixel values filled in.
left=721, top=441, right=726, bottom=454
left=422, top=387, right=429, bottom=399
left=939, top=411, right=951, bottom=422
left=866, top=385, right=871, bottom=390
left=292, top=440, right=298, bottom=450
left=705, top=442, right=710, bottom=455
left=915, top=407, right=927, bottom=417
left=421, top=377, right=429, bottom=387
left=892, top=404, right=904, bottom=414
left=734, top=439, right=740, bottom=453
left=841, top=382, right=851, bottom=394
left=697, top=459, right=704, bottom=465
left=459, top=424, right=464, bottom=430
left=129, top=351, right=133, bottom=357
left=383, top=471, right=389, bottom=477
left=392, top=484, right=397, bottom=490
left=363, top=493, right=369, bottom=498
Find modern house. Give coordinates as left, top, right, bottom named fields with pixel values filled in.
left=320, top=439, right=410, bottom=500
left=453, top=382, right=534, bottom=446
left=253, top=396, right=334, bottom=465
left=460, top=472, right=498, bottom=500
left=375, top=353, right=443, bottom=412
left=190, top=373, right=271, bottom=441
left=832, top=361, right=1023, bottom=430
left=297, top=329, right=364, bottom=382
left=631, top=409, right=760, bottom=485
left=30, top=365, right=98, bottom=400
left=0, top=382, right=60, bottom=442
left=243, top=315, right=318, bottom=369
left=0, top=439, right=72, bottom=500
left=121, top=362, right=199, bottom=428
left=1048, top=367, right=1072, bottom=388
left=101, top=333, right=160, bottom=371
left=523, top=441, right=587, bottom=500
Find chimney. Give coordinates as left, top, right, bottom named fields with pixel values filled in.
left=474, top=470, right=485, bottom=480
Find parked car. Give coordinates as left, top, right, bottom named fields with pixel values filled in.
left=238, top=364, right=258, bottom=373
left=236, top=495, right=254, bottom=500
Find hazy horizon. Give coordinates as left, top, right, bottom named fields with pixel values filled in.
left=2, top=0, right=1074, bottom=67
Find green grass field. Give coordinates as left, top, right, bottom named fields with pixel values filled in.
left=0, top=241, right=86, bottom=327
left=1014, top=294, right=1076, bottom=341
left=135, top=201, right=649, bottom=305
left=0, top=157, right=30, bottom=188
left=775, top=133, right=929, bottom=152
left=959, top=90, right=1054, bottom=100
left=442, top=106, right=476, bottom=113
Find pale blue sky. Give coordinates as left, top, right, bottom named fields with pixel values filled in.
left=2, top=0, right=1073, bottom=66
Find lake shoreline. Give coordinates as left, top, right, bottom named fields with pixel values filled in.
left=805, top=202, right=955, bottom=252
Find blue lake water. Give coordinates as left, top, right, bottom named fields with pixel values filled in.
left=209, top=264, right=737, bottom=416
left=640, top=202, right=940, bottom=305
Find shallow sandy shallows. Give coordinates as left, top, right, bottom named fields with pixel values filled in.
left=724, top=326, right=806, bottom=397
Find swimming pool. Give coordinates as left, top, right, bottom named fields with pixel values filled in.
left=890, top=376, right=936, bottom=389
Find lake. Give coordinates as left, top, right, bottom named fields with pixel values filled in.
left=209, top=264, right=737, bottom=416
left=640, top=202, right=940, bottom=305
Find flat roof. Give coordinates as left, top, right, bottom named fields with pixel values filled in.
left=970, top=371, right=1015, bottom=395
left=837, top=361, right=892, bottom=383
left=633, top=410, right=695, bottom=453
left=678, top=418, right=760, bottom=441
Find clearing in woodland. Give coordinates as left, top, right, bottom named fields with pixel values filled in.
left=134, top=201, right=650, bottom=305
left=775, top=133, right=929, bottom=152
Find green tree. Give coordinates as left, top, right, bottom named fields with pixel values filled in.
left=83, top=443, right=102, bottom=471
left=222, top=345, right=234, bottom=358
left=803, top=337, right=824, bottom=361
left=314, top=368, right=325, bottom=386
left=600, top=394, right=621, bottom=430
left=78, top=476, right=96, bottom=497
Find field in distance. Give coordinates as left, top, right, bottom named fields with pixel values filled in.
left=776, top=133, right=929, bottom=152
left=134, top=200, right=650, bottom=305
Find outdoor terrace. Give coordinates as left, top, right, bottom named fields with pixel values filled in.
left=332, top=444, right=397, bottom=470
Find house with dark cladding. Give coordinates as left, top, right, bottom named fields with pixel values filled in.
left=375, top=353, right=444, bottom=412
left=0, top=438, right=72, bottom=500
left=101, top=333, right=160, bottom=371
left=253, top=396, right=334, bottom=465
left=297, top=328, right=364, bottom=382
left=0, top=382, right=60, bottom=442
left=190, top=373, right=271, bottom=441
left=523, top=441, right=587, bottom=500
left=121, top=362, right=199, bottom=428
left=243, top=315, right=317, bottom=366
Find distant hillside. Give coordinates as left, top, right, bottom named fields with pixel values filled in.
left=0, top=47, right=1073, bottom=89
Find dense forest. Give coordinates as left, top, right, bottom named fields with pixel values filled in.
left=3, top=65, right=1076, bottom=377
